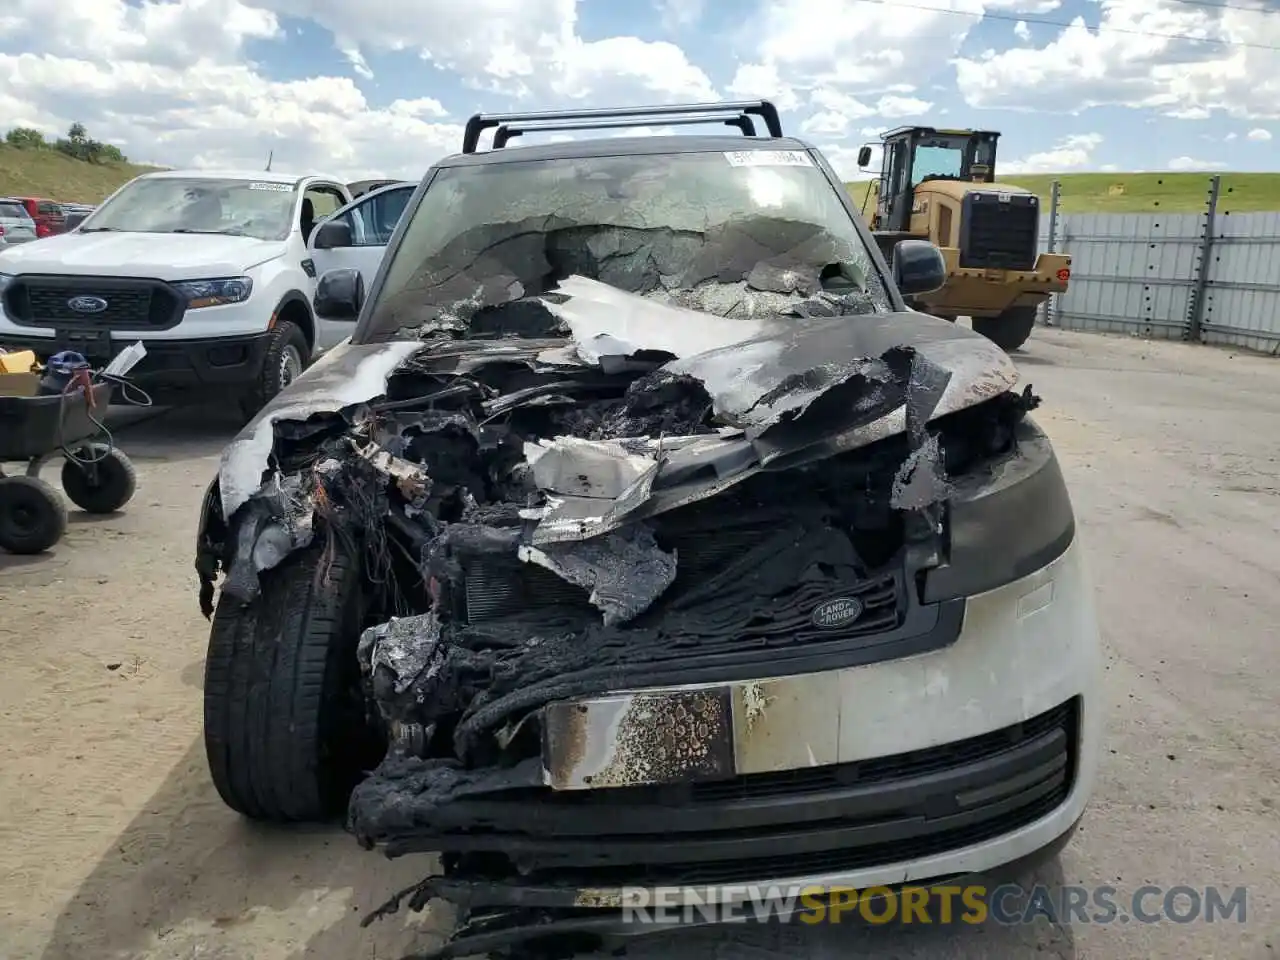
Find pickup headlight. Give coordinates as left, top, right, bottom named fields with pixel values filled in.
left=0, top=273, right=14, bottom=296
left=173, top=277, right=253, bottom=309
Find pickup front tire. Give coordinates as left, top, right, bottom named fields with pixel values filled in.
left=240, top=319, right=310, bottom=419
left=203, top=542, right=384, bottom=822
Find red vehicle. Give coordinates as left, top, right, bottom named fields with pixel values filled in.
left=13, top=197, right=66, bottom=238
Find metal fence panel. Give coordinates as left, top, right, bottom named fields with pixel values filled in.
left=1201, top=212, right=1280, bottom=355
left=1032, top=176, right=1280, bottom=355
left=1045, top=213, right=1202, bottom=340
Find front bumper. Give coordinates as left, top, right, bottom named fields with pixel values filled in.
left=386, top=535, right=1102, bottom=905
left=0, top=330, right=272, bottom=397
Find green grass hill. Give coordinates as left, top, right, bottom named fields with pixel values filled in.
left=0, top=145, right=160, bottom=204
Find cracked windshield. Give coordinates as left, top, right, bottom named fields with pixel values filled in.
left=357, top=151, right=891, bottom=344
left=78, top=177, right=297, bottom=240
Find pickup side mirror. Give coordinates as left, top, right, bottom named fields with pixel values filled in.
left=314, top=268, right=364, bottom=321
left=892, top=239, right=947, bottom=297
left=313, top=219, right=353, bottom=250
left=857, top=145, right=873, bottom=168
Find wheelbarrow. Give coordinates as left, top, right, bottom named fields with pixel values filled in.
left=0, top=380, right=137, bottom=554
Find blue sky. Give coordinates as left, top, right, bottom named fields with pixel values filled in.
left=2, top=0, right=1278, bottom=178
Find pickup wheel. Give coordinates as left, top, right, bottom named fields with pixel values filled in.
left=972, top=306, right=1038, bottom=352
left=240, top=319, right=310, bottom=419
left=203, top=542, right=384, bottom=822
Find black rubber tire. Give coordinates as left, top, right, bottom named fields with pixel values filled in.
left=972, top=306, right=1038, bottom=352
left=60, top=446, right=138, bottom=514
left=203, top=542, right=383, bottom=822
left=240, top=319, right=310, bottom=420
left=0, top=476, right=68, bottom=554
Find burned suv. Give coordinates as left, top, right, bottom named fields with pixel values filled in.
left=195, top=102, right=1102, bottom=959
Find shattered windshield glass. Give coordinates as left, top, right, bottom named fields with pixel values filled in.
left=353, top=151, right=892, bottom=345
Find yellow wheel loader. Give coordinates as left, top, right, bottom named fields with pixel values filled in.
left=856, top=126, right=1071, bottom=351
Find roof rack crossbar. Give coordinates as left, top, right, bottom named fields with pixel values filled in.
left=463, top=100, right=781, bottom=153
left=492, top=113, right=758, bottom=148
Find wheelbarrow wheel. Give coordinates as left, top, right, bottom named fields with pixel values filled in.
left=61, top=445, right=138, bottom=514
left=0, top=476, right=68, bottom=555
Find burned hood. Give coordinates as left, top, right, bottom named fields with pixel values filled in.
left=215, top=276, right=1017, bottom=527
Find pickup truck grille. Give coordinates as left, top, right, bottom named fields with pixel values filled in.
left=4, top=275, right=184, bottom=331
left=958, top=192, right=1039, bottom=271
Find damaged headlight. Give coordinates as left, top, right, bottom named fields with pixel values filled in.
left=173, top=276, right=253, bottom=309
left=922, top=418, right=1075, bottom=603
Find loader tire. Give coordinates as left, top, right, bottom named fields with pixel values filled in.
left=203, top=542, right=383, bottom=823
left=973, top=306, right=1038, bottom=352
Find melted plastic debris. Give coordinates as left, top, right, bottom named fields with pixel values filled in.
left=359, top=612, right=444, bottom=695
left=518, top=525, right=677, bottom=626
left=890, top=431, right=951, bottom=510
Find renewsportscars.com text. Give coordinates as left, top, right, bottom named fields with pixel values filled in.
left=618, top=883, right=1248, bottom=926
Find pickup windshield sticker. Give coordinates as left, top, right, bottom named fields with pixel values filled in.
left=724, top=150, right=813, bottom=167
left=248, top=182, right=293, bottom=192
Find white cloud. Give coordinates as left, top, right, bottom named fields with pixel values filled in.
left=822, top=143, right=879, bottom=181
left=1002, top=133, right=1103, bottom=174
left=726, top=62, right=802, bottom=112
left=0, top=0, right=720, bottom=177
left=1168, top=156, right=1228, bottom=171
left=986, top=0, right=1061, bottom=11
left=729, top=0, right=993, bottom=118
left=1013, top=20, right=1031, bottom=42
left=954, top=0, right=1280, bottom=120
left=655, top=0, right=705, bottom=30
left=801, top=112, right=855, bottom=136
left=875, top=95, right=932, bottom=118
left=1247, top=127, right=1272, bottom=142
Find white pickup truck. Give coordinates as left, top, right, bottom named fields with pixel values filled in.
left=0, top=169, right=417, bottom=416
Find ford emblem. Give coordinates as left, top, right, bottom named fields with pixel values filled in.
left=812, top=597, right=864, bottom=629
left=67, top=295, right=109, bottom=314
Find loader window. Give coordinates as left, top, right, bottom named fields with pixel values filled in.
left=912, top=145, right=963, bottom=185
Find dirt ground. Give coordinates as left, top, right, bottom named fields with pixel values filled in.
left=1, top=327, right=1277, bottom=960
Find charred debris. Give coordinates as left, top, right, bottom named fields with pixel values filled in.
left=195, top=274, right=1039, bottom=954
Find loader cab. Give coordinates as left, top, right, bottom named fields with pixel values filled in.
left=861, top=127, right=1000, bottom=232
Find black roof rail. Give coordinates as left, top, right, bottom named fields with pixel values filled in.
left=463, top=100, right=782, bottom=153
left=492, top=113, right=758, bottom=149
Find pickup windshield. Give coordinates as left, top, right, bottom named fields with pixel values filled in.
left=353, top=150, right=890, bottom=345
left=83, top=178, right=298, bottom=241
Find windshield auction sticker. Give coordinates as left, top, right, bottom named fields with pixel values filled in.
left=724, top=150, right=813, bottom=167
left=248, top=182, right=294, bottom=192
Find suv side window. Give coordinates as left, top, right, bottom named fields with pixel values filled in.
left=330, top=187, right=413, bottom=247
left=37, top=201, right=62, bottom=217
left=351, top=187, right=413, bottom=247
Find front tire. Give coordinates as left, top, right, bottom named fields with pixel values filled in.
left=203, top=542, right=383, bottom=822
left=972, top=305, right=1038, bottom=352
left=240, top=319, right=309, bottom=420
